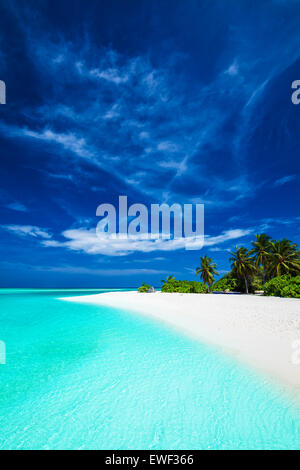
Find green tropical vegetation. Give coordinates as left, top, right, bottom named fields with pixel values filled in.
left=138, top=282, right=151, bottom=293
left=268, top=239, right=300, bottom=278
left=229, top=246, right=257, bottom=294
left=138, top=233, right=300, bottom=298
left=211, top=273, right=239, bottom=292
left=264, top=275, right=300, bottom=298
left=264, top=274, right=300, bottom=299
left=196, top=255, right=219, bottom=292
left=250, top=233, right=272, bottom=284
left=161, top=275, right=175, bottom=285
left=161, top=278, right=207, bottom=293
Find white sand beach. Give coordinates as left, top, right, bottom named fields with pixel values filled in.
left=62, top=292, right=300, bottom=394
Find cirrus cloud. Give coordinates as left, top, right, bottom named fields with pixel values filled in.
left=41, top=226, right=252, bottom=256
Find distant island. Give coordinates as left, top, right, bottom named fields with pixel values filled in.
left=138, top=233, right=300, bottom=298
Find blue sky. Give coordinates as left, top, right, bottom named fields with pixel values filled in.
left=0, top=0, right=299, bottom=287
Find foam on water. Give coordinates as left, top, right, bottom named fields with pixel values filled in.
left=0, top=289, right=299, bottom=450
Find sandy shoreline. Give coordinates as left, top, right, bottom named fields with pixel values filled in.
left=61, top=291, right=300, bottom=395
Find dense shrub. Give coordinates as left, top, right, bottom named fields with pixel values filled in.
left=138, top=282, right=151, bottom=293
left=212, top=272, right=264, bottom=293
left=190, top=281, right=207, bottom=293
left=161, top=279, right=207, bottom=293
left=212, top=275, right=238, bottom=292
left=251, top=275, right=264, bottom=292
left=264, top=275, right=300, bottom=298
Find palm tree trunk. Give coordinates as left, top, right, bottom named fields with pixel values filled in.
left=244, top=275, right=249, bottom=294
left=262, top=267, right=265, bottom=285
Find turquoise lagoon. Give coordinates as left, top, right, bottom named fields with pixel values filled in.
left=0, top=288, right=299, bottom=450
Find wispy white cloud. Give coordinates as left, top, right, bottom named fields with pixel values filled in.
left=34, top=265, right=165, bottom=276
left=89, top=67, right=129, bottom=85
left=224, top=60, right=239, bottom=77
left=157, top=141, right=179, bottom=153
left=1, top=13, right=299, bottom=216
left=1, top=225, right=51, bottom=239
left=204, top=229, right=252, bottom=246
left=0, top=41, right=263, bottom=206
left=0, top=260, right=166, bottom=276
left=22, top=128, right=95, bottom=160
left=5, top=202, right=28, bottom=212
left=273, top=175, right=298, bottom=187
left=41, top=226, right=251, bottom=256
left=0, top=122, right=97, bottom=162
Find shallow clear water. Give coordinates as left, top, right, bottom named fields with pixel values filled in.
left=0, top=289, right=299, bottom=450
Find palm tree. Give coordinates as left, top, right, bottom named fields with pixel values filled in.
left=268, top=239, right=300, bottom=277
left=229, top=246, right=257, bottom=294
left=161, top=275, right=175, bottom=284
left=250, top=233, right=272, bottom=284
left=196, top=256, right=219, bottom=292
